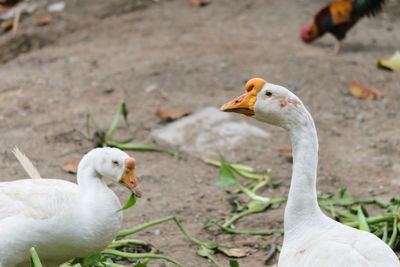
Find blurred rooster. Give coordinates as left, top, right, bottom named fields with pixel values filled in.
left=300, top=0, right=385, bottom=53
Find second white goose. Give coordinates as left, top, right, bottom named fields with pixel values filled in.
left=221, top=78, right=399, bottom=267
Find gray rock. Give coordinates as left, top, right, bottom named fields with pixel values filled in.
left=151, top=107, right=270, bottom=157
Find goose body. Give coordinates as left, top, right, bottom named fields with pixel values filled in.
left=221, top=78, right=400, bottom=267
left=0, top=147, right=141, bottom=267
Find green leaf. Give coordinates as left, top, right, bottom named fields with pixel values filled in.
left=118, top=193, right=137, bottom=212
left=30, top=247, right=43, bottom=267
left=357, top=205, right=370, bottom=232
left=230, top=260, right=240, bottom=267
left=81, top=253, right=103, bottom=266
left=135, top=262, right=147, bottom=267
left=217, top=155, right=237, bottom=187
left=197, top=245, right=215, bottom=258
left=247, top=200, right=270, bottom=213
left=106, top=109, right=121, bottom=140
left=120, top=102, right=129, bottom=126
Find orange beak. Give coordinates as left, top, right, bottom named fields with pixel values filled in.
left=119, top=157, right=142, bottom=198
left=220, top=78, right=266, bottom=116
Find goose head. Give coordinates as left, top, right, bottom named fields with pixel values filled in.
left=220, top=78, right=310, bottom=130
left=79, top=147, right=142, bottom=197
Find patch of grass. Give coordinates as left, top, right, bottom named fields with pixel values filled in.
left=318, top=189, right=400, bottom=249
left=53, top=216, right=242, bottom=267
left=203, top=155, right=285, bottom=232
left=86, top=102, right=180, bottom=158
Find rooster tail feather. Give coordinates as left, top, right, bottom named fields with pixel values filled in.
left=353, top=0, right=385, bottom=17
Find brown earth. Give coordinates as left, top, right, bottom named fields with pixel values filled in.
left=1, top=0, right=400, bottom=266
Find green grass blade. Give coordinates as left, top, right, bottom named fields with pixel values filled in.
left=109, top=142, right=180, bottom=158
left=357, top=206, right=370, bottom=232
left=30, top=247, right=43, bottom=267
left=120, top=102, right=129, bottom=127
left=106, top=109, right=121, bottom=140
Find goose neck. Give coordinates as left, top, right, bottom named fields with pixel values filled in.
left=284, top=120, right=324, bottom=232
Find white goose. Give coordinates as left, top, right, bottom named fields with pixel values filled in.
left=0, top=147, right=141, bottom=267
left=221, top=78, right=400, bottom=267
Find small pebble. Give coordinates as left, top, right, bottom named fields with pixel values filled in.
left=382, top=159, right=391, bottom=168
left=154, top=229, right=161, bottom=236
left=368, top=187, right=374, bottom=194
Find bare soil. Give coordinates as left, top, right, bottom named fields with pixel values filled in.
left=1, top=0, right=399, bottom=266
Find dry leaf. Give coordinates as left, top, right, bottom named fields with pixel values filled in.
left=279, top=146, right=292, bottom=153
left=190, top=0, right=211, bottom=7
left=156, top=109, right=191, bottom=122
left=34, top=15, right=51, bottom=26
left=217, top=247, right=249, bottom=258
left=1, top=19, right=13, bottom=32
left=349, top=81, right=382, bottom=100
left=62, top=158, right=80, bottom=174
left=0, top=5, right=10, bottom=14
left=377, top=51, right=400, bottom=72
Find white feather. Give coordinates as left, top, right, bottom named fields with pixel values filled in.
left=12, top=147, right=41, bottom=179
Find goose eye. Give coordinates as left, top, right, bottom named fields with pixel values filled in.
left=265, top=91, right=273, bottom=97
left=112, top=160, right=120, bottom=166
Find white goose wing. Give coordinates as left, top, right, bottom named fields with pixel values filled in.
left=0, top=179, right=79, bottom=221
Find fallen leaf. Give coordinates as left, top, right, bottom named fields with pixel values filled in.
left=156, top=109, right=190, bottom=122
left=34, top=15, right=51, bottom=26
left=349, top=81, right=382, bottom=100
left=0, top=5, right=10, bottom=14
left=190, top=0, right=211, bottom=7
left=1, top=19, right=13, bottom=32
left=62, top=158, right=80, bottom=174
left=218, top=247, right=249, bottom=258
left=377, top=51, right=400, bottom=72
left=279, top=146, right=292, bottom=153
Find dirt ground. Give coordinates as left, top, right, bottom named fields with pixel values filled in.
left=1, top=0, right=400, bottom=266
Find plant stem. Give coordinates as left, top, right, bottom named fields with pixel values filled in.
left=30, top=247, right=43, bottom=267
left=222, top=209, right=254, bottom=228
left=214, top=222, right=283, bottom=236
left=117, top=216, right=204, bottom=247
left=344, top=215, right=394, bottom=228
left=109, top=142, right=180, bottom=158
left=203, top=158, right=255, bottom=173
left=108, top=239, right=148, bottom=249
left=103, top=262, right=128, bottom=267
left=237, top=183, right=270, bottom=203
left=388, top=217, right=398, bottom=248
left=206, top=254, right=224, bottom=267
left=382, top=222, right=389, bottom=243
left=251, top=180, right=269, bottom=193
left=102, top=249, right=185, bottom=267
